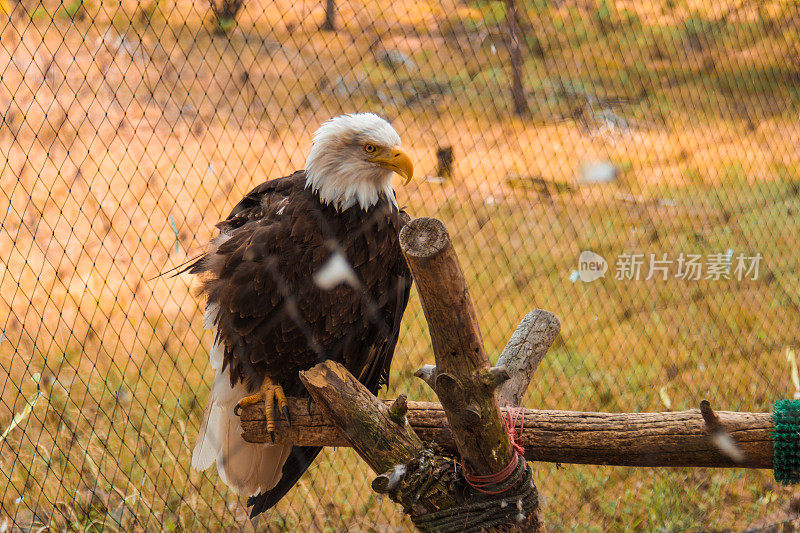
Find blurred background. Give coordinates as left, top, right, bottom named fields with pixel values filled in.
left=1, top=0, right=799, bottom=530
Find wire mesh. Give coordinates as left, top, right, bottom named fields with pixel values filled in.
left=1, top=0, right=799, bottom=530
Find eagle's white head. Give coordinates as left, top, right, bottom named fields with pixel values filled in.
left=304, top=113, right=413, bottom=211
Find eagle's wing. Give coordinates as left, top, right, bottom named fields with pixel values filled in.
left=351, top=208, right=412, bottom=391
left=191, top=173, right=311, bottom=497
left=245, top=208, right=412, bottom=518
left=192, top=173, right=413, bottom=515
left=194, top=171, right=335, bottom=389
left=245, top=208, right=411, bottom=518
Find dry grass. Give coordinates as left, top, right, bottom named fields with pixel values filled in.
left=1, top=0, right=799, bottom=530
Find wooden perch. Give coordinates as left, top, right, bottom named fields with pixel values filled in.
left=399, top=217, right=515, bottom=476
left=240, top=401, right=774, bottom=468
left=295, top=360, right=459, bottom=513
left=297, top=360, right=424, bottom=474
left=495, top=310, right=560, bottom=407
left=235, top=216, right=775, bottom=532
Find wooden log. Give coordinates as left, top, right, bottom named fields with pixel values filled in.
left=294, top=360, right=459, bottom=513
left=495, top=310, right=561, bottom=407
left=435, top=146, right=454, bottom=178
left=493, top=310, right=559, bottom=531
left=297, top=361, right=422, bottom=473
left=399, top=217, right=514, bottom=476
left=240, top=401, right=774, bottom=468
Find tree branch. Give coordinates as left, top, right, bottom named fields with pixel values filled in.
left=495, top=310, right=560, bottom=407
left=293, top=360, right=459, bottom=513
left=240, top=401, right=773, bottom=468
left=399, top=217, right=514, bottom=475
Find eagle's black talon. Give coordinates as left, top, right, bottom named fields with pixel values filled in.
left=282, top=406, right=291, bottom=425
left=234, top=403, right=242, bottom=417
left=269, top=431, right=276, bottom=444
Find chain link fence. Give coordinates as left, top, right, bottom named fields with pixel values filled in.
left=1, top=0, right=799, bottom=530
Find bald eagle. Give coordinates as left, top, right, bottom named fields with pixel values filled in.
left=189, top=114, right=414, bottom=517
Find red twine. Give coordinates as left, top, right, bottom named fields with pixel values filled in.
left=503, top=406, right=526, bottom=456
left=463, top=407, right=526, bottom=495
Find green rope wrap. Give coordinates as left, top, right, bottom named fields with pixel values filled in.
left=772, top=399, right=800, bottom=484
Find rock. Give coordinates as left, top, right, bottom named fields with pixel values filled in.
left=377, top=49, right=416, bottom=71
left=506, top=174, right=572, bottom=198
left=579, top=160, right=618, bottom=184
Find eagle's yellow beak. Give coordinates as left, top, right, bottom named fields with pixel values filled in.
left=369, top=146, right=414, bottom=185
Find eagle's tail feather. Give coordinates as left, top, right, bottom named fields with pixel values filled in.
left=191, top=368, right=292, bottom=497
left=247, top=445, right=323, bottom=518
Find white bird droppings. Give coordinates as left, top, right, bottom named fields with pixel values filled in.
left=313, top=252, right=359, bottom=290
left=712, top=431, right=745, bottom=463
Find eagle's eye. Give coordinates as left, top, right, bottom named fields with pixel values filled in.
left=364, top=143, right=377, bottom=154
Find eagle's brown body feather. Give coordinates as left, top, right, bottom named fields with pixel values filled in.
left=193, top=171, right=411, bottom=394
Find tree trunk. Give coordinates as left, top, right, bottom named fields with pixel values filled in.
left=320, top=0, right=336, bottom=31
left=505, top=0, right=529, bottom=116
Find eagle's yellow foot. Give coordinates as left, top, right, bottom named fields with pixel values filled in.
left=234, top=377, right=289, bottom=443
